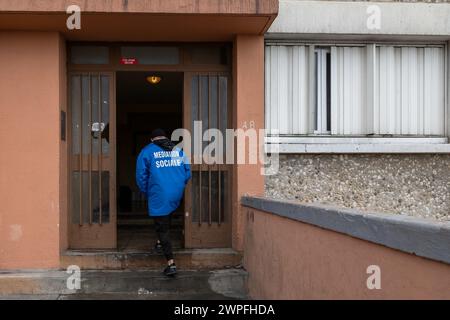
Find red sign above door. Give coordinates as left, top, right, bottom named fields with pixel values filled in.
left=120, top=57, right=138, bottom=65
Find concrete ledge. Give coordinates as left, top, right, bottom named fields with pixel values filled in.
left=241, top=196, right=450, bottom=265
left=268, top=0, right=450, bottom=38
left=266, top=136, right=449, bottom=144
left=265, top=137, right=450, bottom=154
left=266, top=143, right=450, bottom=154
left=0, top=0, right=279, bottom=15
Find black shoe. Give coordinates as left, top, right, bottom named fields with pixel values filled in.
left=163, top=263, right=177, bottom=277
left=154, top=242, right=163, bottom=254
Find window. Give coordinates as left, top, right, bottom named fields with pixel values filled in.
left=187, top=46, right=229, bottom=65
left=330, top=46, right=367, bottom=135
left=315, top=48, right=331, bottom=134
left=374, top=46, right=445, bottom=136
left=265, top=45, right=311, bottom=135
left=265, top=43, right=446, bottom=138
left=70, top=46, right=109, bottom=64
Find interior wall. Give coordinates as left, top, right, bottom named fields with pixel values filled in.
left=117, top=103, right=182, bottom=211
left=0, top=32, right=64, bottom=269
left=115, top=71, right=183, bottom=215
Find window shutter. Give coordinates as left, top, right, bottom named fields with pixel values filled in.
left=265, top=44, right=446, bottom=138
left=330, top=47, right=367, bottom=135
left=375, top=46, right=445, bottom=136
left=265, top=45, right=310, bottom=135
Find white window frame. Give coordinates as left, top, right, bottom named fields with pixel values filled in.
left=264, top=41, right=450, bottom=153
left=314, top=47, right=331, bottom=135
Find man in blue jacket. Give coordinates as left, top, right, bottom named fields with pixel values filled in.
left=136, top=129, right=191, bottom=276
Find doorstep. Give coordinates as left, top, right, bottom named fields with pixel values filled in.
left=60, top=248, right=243, bottom=270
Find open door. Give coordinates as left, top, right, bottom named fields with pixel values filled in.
left=184, top=73, right=232, bottom=248
left=68, top=72, right=117, bottom=249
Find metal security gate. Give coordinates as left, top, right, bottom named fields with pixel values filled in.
left=184, top=73, right=232, bottom=248
left=68, top=72, right=116, bottom=249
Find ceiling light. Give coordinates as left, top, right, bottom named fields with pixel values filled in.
left=146, top=76, right=162, bottom=85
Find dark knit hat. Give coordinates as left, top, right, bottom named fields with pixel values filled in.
left=150, top=128, right=167, bottom=139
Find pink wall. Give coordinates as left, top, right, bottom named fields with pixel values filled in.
left=232, top=35, right=265, bottom=251
left=58, top=34, right=68, bottom=253
left=0, top=32, right=65, bottom=269
left=244, top=208, right=450, bottom=299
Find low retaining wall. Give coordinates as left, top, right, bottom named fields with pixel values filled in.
left=242, top=196, right=450, bottom=299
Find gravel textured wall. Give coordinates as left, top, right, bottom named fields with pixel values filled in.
left=265, top=154, right=450, bottom=221
left=307, top=1, right=448, bottom=3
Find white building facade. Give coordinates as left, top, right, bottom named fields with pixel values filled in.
left=264, top=0, right=450, bottom=221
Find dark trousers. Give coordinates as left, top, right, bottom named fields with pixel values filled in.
left=154, top=215, right=173, bottom=261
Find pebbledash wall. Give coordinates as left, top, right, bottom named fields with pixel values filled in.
left=318, top=0, right=448, bottom=2
left=266, top=154, right=450, bottom=222
left=324, top=1, right=448, bottom=2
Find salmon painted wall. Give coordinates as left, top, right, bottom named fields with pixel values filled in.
left=58, top=34, right=68, bottom=253
left=0, top=32, right=65, bottom=269
left=232, top=35, right=265, bottom=251
left=244, top=208, right=450, bottom=299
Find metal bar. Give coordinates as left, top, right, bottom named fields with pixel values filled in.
left=99, top=74, right=103, bottom=226
left=445, top=43, right=448, bottom=138
left=208, top=169, right=211, bottom=225
left=217, top=76, right=222, bottom=225
left=198, top=169, right=202, bottom=225
left=218, top=171, right=222, bottom=225
left=208, top=76, right=212, bottom=225
left=79, top=75, right=83, bottom=226
left=198, top=76, right=202, bottom=226
left=88, top=74, right=92, bottom=225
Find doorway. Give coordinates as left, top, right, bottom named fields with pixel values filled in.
left=116, top=71, right=184, bottom=251
left=67, top=43, right=233, bottom=251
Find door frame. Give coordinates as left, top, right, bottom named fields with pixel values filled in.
left=66, top=42, right=233, bottom=250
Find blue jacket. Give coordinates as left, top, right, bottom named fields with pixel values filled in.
left=136, top=143, right=191, bottom=216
